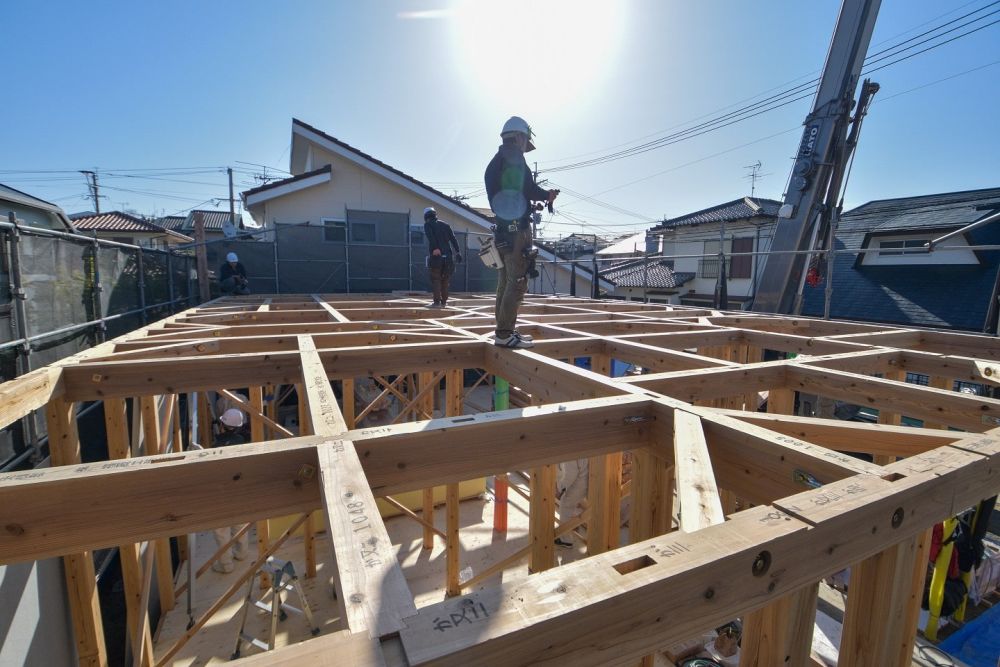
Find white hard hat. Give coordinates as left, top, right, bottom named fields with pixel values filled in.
left=501, top=116, right=536, bottom=152
left=220, top=408, right=244, bottom=428
left=226, top=252, right=238, bottom=263
left=423, top=207, right=436, bottom=219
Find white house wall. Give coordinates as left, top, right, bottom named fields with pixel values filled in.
left=659, top=220, right=775, bottom=301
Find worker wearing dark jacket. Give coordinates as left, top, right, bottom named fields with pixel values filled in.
left=219, top=252, right=250, bottom=295
left=423, top=207, right=462, bottom=308
left=484, top=115, right=558, bottom=348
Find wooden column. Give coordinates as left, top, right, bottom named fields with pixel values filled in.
left=874, top=370, right=905, bottom=465
left=445, top=368, right=463, bottom=596
left=768, top=388, right=796, bottom=416
left=629, top=448, right=673, bottom=543
left=492, top=376, right=510, bottom=532
left=419, top=371, right=437, bottom=550
left=46, top=398, right=108, bottom=667
left=838, top=532, right=928, bottom=667
left=341, top=378, right=355, bottom=429
left=289, top=383, right=317, bottom=579
left=528, top=465, right=557, bottom=573
left=587, top=453, right=622, bottom=555
left=588, top=353, right=622, bottom=556
left=250, top=386, right=272, bottom=588
left=196, top=391, right=212, bottom=449
left=741, top=383, right=818, bottom=666
left=140, top=396, right=175, bottom=614
left=739, top=584, right=819, bottom=667
left=105, top=398, right=153, bottom=667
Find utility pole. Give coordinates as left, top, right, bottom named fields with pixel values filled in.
left=80, top=170, right=101, bottom=213
left=227, top=167, right=236, bottom=228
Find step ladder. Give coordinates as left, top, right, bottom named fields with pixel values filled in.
left=231, top=557, right=320, bottom=659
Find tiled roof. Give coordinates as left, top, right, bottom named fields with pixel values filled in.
left=657, top=197, right=781, bottom=229
left=72, top=211, right=190, bottom=240
left=158, top=215, right=186, bottom=231
left=600, top=259, right=694, bottom=289
left=183, top=209, right=236, bottom=231
left=800, top=187, right=1000, bottom=331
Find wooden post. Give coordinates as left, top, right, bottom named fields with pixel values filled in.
left=768, top=387, right=796, bottom=416
left=194, top=213, right=210, bottom=303
left=140, top=395, right=175, bottom=613
left=493, top=376, right=510, bottom=532
left=874, top=369, right=905, bottom=465
left=739, top=584, right=819, bottom=667
left=250, top=386, right=272, bottom=588
left=445, top=369, right=463, bottom=596
left=529, top=465, right=557, bottom=573
left=629, top=449, right=673, bottom=543
left=587, top=353, right=622, bottom=555
left=839, top=532, right=928, bottom=667
left=341, top=378, right=355, bottom=429
left=46, top=398, right=108, bottom=667
left=197, top=391, right=212, bottom=449
left=419, top=371, right=437, bottom=550
left=587, top=452, right=623, bottom=555
left=105, top=398, right=153, bottom=667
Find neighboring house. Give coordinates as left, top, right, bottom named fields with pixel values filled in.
left=70, top=211, right=192, bottom=249
left=172, top=209, right=249, bottom=242
left=0, top=183, right=76, bottom=231
left=801, top=187, right=1000, bottom=332
left=649, top=196, right=781, bottom=307
left=597, top=231, right=655, bottom=261
left=242, top=118, right=611, bottom=296
left=600, top=258, right=695, bottom=303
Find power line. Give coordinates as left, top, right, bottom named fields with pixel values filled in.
left=538, top=3, right=1000, bottom=175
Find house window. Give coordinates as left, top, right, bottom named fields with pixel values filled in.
left=323, top=218, right=346, bottom=243
left=730, top=237, right=753, bottom=279
left=343, top=209, right=409, bottom=246
left=878, top=239, right=928, bottom=256
left=351, top=222, right=377, bottom=244
left=862, top=233, right=979, bottom=266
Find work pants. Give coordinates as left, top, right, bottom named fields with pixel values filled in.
left=429, top=258, right=455, bottom=304
left=213, top=525, right=249, bottom=569
left=495, top=229, right=532, bottom=337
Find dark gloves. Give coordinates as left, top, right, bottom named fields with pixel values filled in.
left=455, top=253, right=463, bottom=264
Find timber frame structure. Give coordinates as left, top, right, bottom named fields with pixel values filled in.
left=1, top=293, right=999, bottom=667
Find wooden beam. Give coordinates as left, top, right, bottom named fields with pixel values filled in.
left=673, top=410, right=724, bottom=531
left=623, top=363, right=787, bottom=404
left=312, top=294, right=352, bottom=322
left=786, top=364, right=1000, bottom=431
left=220, top=388, right=294, bottom=438
left=629, top=448, right=673, bottom=543
left=398, top=434, right=998, bottom=666
left=299, top=334, right=416, bottom=636
left=710, top=408, right=959, bottom=458
left=0, top=438, right=325, bottom=563
left=63, top=340, right=485, bottom=401
left=45, top=398, right=107, bottom=667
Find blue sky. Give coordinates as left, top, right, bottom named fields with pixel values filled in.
left=2, top=1, right=998, bottom=237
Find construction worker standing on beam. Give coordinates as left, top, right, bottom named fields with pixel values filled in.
left=485, top=116, right=558, bottom=349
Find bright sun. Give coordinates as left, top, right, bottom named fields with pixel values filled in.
left=451, top=0, right=624, bottom=114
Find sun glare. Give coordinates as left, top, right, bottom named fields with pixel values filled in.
left=452, top=0, right=624, bottom=115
